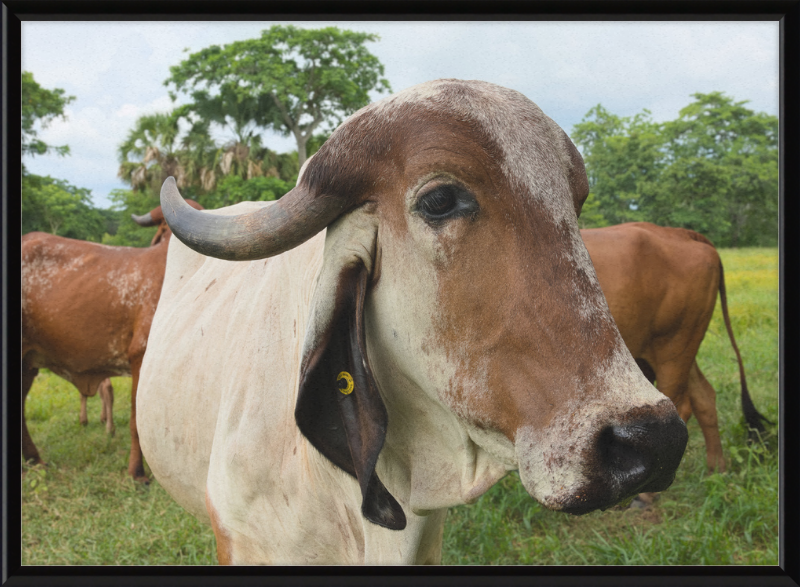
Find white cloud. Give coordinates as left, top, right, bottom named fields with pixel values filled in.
left=34, top=94, right=175, bottom=157
left=116, top=95, right=176, bottom=120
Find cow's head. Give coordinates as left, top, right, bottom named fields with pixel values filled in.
left=131, top=199, right=203, bottom=246
left=160, top=79, right=687, bottom=532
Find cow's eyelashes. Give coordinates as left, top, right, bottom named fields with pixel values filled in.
left=419, top=186, right=457, bottom=217
left=415, top=184, right=478, bottom=224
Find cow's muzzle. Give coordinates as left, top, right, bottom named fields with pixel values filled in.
left=562, top=410, right=688, bottom=515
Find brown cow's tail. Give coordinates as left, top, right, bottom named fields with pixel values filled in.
left=718, top=263, right=772, bottom=441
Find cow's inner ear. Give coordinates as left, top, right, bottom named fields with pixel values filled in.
left=296, top=261, right=407, bottom=531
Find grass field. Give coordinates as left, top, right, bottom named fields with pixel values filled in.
left=20, top=247, right=779, bottom=566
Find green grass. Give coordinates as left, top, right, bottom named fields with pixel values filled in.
left=22, top=376, right=216, bottom=565
left=21, top=247, right=779, bottom=566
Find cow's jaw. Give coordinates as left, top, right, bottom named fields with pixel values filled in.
left=365, top=222, right=518, bottom=512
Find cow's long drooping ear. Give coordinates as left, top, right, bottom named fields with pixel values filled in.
left=295, top=226, right=406, bottom=531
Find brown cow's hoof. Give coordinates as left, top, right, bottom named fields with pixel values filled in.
left=22, top=460, right=48, bottom=477
left=629, top=492, right=659, bottom=510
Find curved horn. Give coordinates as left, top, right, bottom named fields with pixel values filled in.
left=160, top=176, right=348, bottom=261
left=131, top=212, right=156, bottom=227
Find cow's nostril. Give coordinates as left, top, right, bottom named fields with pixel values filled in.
left=599, top=425, right=649, bottom=484
left=598, top=416, right=688, bottom=497
left=556, top=408, right=688, bottom=515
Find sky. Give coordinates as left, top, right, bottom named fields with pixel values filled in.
left=21, top=20, right=779, bottom=209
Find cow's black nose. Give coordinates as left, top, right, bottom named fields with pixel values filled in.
left=598, top=414, right=688, bottom=496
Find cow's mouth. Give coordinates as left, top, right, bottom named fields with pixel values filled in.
left=560, top=412, right=689, bottom=515
left=517, top=399, right=689, bottom=516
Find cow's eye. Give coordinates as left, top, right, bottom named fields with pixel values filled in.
left=416, top=184, right=478, bottom=224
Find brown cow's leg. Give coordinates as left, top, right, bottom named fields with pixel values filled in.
left=632, top=359, right=692, bottom=508
left=21, top=363, right=43, bottom=465
left=654, top=361, right=693, bottom=424
left=687, top=361, right=726, bottom=473
left=99, top=382, right=107, bottom=423
left=128, top=357, right=148, bottom=483
left=80, top=394, right=89, bottom=426
left=100, top=379, right=115, bottom=437
left=630, top=491, right=658, bottom=509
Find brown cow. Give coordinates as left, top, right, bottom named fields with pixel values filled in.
left=21, top=200, right=202, bottom=481
left=75, top=204, right=192, bottom=431
left=583, top=222, right=770, bottom=474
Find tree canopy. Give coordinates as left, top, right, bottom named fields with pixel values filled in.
left=26, top=36, right=777, bottom=252
left=165, top=25, right=391, bottom=166
left=116, top=106, right=309, bottom=203
left=21, top=72, right=109, bottom=241
left=111, top=25, right=388, bottom=245
left=22, top=174, right=108, bottom=241
left=21, top=71, right=74, bottom=161
left=572, top=92, right=778, bottom=247
left=117, top=111, right=189, bottom=194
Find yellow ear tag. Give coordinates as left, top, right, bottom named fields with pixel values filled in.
left=337, top=371, right=354, bottom=395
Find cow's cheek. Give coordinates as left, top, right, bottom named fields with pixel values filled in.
left=366, top=228, right=448, bottom=401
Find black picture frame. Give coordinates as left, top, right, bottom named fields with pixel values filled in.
left=3, top=2, right=798, bottom=586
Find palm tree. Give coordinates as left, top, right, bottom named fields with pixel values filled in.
left=176, top=112, right=220, bottom=192
left=117, top=111, right=188, bottom=193
left=118, top=94, right=301, bottom=200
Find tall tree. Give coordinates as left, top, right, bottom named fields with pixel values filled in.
left=22, top=175, right=105, bottom=241
left=21, top=71, right=75, bottom=161
left=166, top=25, right=391, bottom=166
left=184, top=85, right=279, bottom=146
left=571, top=105, right=663, bottom=227
left=638, top=92, right=778, bottom=247
left=117, top=111, right=191, bottom=194
left=571, top=93, right=778, bottom=247
left=118, top=105, right=300, bottom=199
left=202, top=175, right=295, bottom=210
left=174, top=109, right=221, bottom=192
left=21, top=72, right=107, bottom=241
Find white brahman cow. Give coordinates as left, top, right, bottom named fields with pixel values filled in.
left=137, top=79, right=688, bottom=565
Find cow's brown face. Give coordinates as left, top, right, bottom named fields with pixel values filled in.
left=356, top=88, right=687, bottom=514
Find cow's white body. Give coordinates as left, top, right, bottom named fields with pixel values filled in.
left=140, top=203, right=469, bottom=563
left=139, top=79, right=687, bottom=565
